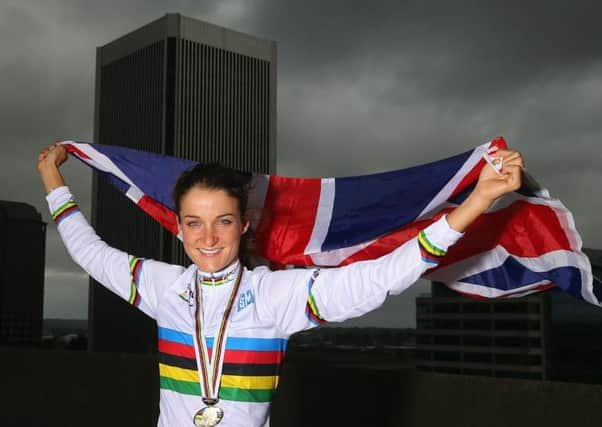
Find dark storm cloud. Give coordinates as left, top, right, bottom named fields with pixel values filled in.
left=245, top=0, right=602, bottom=89
left=239, top=0, right=602, bottom=172
left=236, top=1, right=602, bottom=178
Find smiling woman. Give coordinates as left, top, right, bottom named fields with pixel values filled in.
left=178, top=186, right=249, bottom=273
left=173, top=162, right=253, bottom=273
left=37, top=142, right=523, bottom=427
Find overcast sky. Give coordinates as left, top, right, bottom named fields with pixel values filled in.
left=1, top=0, right=601, bottom=326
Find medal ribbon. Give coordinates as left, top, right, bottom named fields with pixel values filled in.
left=194, top=265, right=243, bottom=402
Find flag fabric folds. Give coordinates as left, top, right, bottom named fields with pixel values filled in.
left=59, top=138, right=602, bottom=307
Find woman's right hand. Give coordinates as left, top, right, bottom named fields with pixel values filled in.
left=38, top=143, right=68, bottom=193
left=38, top=143, right=68, bottom=173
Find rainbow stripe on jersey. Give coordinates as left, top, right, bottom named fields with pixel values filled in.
left=304, top=270, right=324, bottom=326
left=418, top=229, right=447, bottom=265
left=158, top=327, right=287, bottom=403
left=128, top=257, right=144, bottom=307
left=52, top=200, right=80, bottom=225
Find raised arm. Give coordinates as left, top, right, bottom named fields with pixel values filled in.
left=257, top=212, right=463, bottom=336
left=38, top=143, right=67, bottom=193
left=37, top=144, right=182, bottom=319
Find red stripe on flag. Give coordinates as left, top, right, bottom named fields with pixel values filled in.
left=64, top=143, right=92, bottom=160
left=340, top=212, right=449, bottom=266
left=137, top=195, right=179, bottom=236
left=255, top=176, right=322, bottom=264
left=489, top=136, right=508, bottom=151
left=440, top=201, right=572, bottom=267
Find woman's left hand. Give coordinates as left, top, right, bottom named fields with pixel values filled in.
left=446, top=148, right=525, bottom=233
left=473, top=149, right=524, bottom=204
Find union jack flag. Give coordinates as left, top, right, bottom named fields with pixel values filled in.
left=59, top=137, right=602, bottom=306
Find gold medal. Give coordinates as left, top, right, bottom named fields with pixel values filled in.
left=193, top=405, right=224, bottom=427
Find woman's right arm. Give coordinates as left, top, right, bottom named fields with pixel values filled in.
left=38, top=144, right=182, bottom=319
left=38, top=143, right=68, bottom=193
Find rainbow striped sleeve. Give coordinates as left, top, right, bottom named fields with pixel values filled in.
left=418, top=229, right=447, bottom=265
left=128, top=257, right=144, bottom=307
left=52, top=200, right=80, bottom=225
left=305, top=270, right=325, bottom=326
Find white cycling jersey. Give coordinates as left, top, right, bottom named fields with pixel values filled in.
left=48, top=186, right=462, bottom=427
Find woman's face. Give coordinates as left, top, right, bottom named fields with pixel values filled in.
left=177, top=187, right=249, bottom=273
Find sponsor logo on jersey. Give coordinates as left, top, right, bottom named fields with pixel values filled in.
left=237, top=290, right=255, bottom=312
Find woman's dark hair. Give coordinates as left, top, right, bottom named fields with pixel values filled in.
left=173, top=162, right=251, bottom=219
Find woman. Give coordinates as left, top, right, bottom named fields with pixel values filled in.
left=38, top=143, right=523, bottom=427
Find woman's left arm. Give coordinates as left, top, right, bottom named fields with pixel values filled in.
left=306, top=148, right=525, bottom=323
left=258, top=149, right=524, bottom=332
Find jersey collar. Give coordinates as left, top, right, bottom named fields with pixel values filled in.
left=197, top=260, right=240, bottom=286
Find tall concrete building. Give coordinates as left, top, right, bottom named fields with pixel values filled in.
left=0, top=201, right=45, bottom=346
left=415, top=248, right=602, bottom=384
left=90, top=14, right=276, bottom=352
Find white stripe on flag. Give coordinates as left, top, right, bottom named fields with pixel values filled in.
left=60, top=141, right=136, bottom=188
left=448, top=281, right=551, bottom=299
left=309, top=238, right=377, bottom=267
left=417, top=141, right=491, bottom=220
left=304, top=178, right=335, bottom=255
left=125, top=186, right=144, bottom=204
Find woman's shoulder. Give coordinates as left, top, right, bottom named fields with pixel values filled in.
left=244, top=264, right=315, bottom=287
left=140, top=258, right=188, bottom=281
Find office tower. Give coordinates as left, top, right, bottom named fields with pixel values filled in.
left=415, top=248, right=602, bottom=384
left=0, top=201, right=45, bottom=346
left=91, top=13, right=276, bottom=352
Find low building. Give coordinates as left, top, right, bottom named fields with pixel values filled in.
left=416, top=248, right=602, bottom=384
left=0, top=201, right=46, bottom=346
